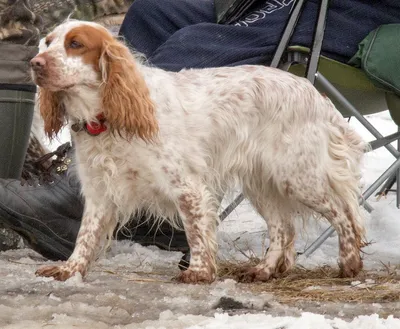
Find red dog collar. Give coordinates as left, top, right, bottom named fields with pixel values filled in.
left=71, top=114, right=107, bottom=136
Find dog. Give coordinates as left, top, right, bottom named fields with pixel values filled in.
left=31, top=20, right=366, bottom=283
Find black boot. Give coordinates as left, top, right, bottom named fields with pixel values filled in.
left=0, top=142, right=189, bottom=260
left=120, top=219, right=189, bottom=253
left=0, top=142, right=81, bottom=260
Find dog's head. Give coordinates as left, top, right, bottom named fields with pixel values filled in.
left=32, top=20, right=158, bottom=141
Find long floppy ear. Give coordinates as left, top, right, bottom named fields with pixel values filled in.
left=38, top=88, right=66, bottom=140
left=100, top=39, right=158, bottom=142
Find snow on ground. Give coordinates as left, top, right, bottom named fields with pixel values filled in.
left=0, top=111, right=400, bottom=328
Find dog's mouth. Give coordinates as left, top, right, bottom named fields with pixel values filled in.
left=33, top=73, right=75, bottom=91
left=32, top=74, right=48, bottom=87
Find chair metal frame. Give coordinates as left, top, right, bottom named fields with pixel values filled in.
left=218, top=0, right=400, bottom=257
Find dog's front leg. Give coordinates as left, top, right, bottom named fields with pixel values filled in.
left=174, top=182, right=219, bottom=284
left=36, top=199, right=115, bottom=281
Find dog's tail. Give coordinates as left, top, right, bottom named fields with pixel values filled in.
left=324, top=97, right=367, bottom=247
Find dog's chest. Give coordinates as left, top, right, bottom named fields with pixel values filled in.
left=76, top=139, right=174, bottom=212
left=93, top=156, right=154, bottom=198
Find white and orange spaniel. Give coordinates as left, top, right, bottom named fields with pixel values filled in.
left=32, top=20, right=366, bottom=283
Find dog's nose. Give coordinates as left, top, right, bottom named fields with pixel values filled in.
left=30, top=56, right=46, bottom=70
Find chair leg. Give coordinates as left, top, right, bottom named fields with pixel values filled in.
left=270, top=0, right=307, bottom=68
left=369, top=130, right=400, bottom=151
left=305, top=0, right=329, bottom=84
left=219, top=193, right=245, bottom=221
left=376, top=176, right=397, bottom=198
left=317, top=74, right=400, bottom=158
left=374, top=127, right=400, bottom=206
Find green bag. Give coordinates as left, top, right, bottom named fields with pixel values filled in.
left=349, top=24, right=400, bottom=95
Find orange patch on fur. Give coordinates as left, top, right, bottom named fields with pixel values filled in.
left=64, top=25, right=114, bottom=72
left=99, top=36, right=159, bottom=141
left=39, top=88, right=65, bottom=139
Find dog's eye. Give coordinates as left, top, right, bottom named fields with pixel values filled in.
left=45, top=39, right=51, bottom=47
left=69, top=40, right=83, bottom=49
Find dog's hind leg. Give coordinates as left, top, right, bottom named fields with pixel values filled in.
left=240, top=189, right=296, bottom=282
left=276, top=121, right=365, bottom=278
left=287, top=174, right=365, bottom=278
left=272, top=141, right=365, bottom=278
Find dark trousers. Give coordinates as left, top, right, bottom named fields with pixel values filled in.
left=119, top=0, right=400, bottom=72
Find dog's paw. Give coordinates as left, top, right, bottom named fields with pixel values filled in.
left=238, top=266, right=273, bottom=283
left=339, top=253, right=363, bottom=278
left=175, top=269, right=215, bottom=284
left=36, top=263, right=84, bottom=281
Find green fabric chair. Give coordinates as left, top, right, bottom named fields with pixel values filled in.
left=287, top=46, right=400, bottom=125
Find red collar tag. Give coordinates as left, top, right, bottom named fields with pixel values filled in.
left=85, top=114, right=107, bottom=136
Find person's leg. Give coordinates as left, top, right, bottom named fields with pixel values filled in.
left=122, top=0, right=400, bottom=71
left=119, top=0, right=216, bottom=58
left=0, top=0, right=39, bottom=179
left=120, top=0, right=296, bottom=71
left=0, top=0, right=39, bottom=249
left=32, top=0, right=134, bottom=36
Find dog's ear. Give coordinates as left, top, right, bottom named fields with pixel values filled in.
left=38, top=88, right=66, bottom=139
left=99, top=39, right=158, bottom=142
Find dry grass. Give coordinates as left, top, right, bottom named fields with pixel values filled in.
left=218, top=259, right=400, bottom=304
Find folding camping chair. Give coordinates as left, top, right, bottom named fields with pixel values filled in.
left=219, top=0, right=400, bottom=257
